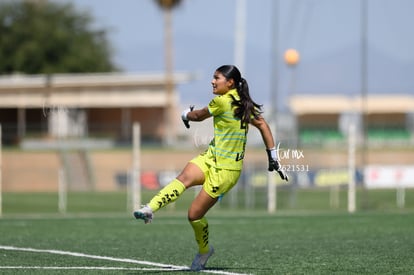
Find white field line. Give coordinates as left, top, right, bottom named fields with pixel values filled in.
left=0, top=266, right=179, bottom=271
left=0, top=245, right=253, bottom=275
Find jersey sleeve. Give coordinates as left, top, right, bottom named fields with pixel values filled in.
left=207, top=95, right=226, bottom=116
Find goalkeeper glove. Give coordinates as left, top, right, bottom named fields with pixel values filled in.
left=181, top=105, right=194, bottom=129
left=266, top=148, right=289, bottom=181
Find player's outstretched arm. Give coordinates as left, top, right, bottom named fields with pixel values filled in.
left=181, top=106, right=211, bottom=129
left=250, top=115, right=289, bottom=181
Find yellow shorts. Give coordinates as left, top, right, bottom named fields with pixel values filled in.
left=190, top=153, right=241, bottom=199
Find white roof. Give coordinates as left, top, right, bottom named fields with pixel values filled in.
left=0, top=72, right=196, bottom=108
left=289, top=94, right=414, bottom=115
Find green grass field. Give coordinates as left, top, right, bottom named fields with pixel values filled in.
left=1, top=212, right=414, bottom=274
left=1, top=190, right=414, bottom=274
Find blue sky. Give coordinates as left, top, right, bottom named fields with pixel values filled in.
left=67, top=0, right=414, bottom=110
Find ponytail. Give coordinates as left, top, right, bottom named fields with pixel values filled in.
left=232, top=77, right=262, bottom=124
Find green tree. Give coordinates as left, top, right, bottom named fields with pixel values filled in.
left=0, top=0, right=117, bottom=74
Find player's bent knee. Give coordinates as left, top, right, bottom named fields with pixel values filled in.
left=187, top=210, right=202, bottom=222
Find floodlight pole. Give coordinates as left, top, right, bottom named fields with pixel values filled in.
left=267, top=0, right=280, bottom=213
left=234, top=0, right=247, bottom=73
left=163, top=7, right=175, bottom=147
left=270, top=0, right=280, bottom=119
left=360, top=0, right=368, bottom=208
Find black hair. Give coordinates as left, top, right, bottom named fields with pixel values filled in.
left=215, top=65, right=262, bottom=124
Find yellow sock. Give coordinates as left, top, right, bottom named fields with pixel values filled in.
left=148, top=179, right=185, bottom=212
left=190, top=217, right=209, bottom=254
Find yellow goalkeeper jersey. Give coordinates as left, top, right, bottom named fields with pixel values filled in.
left=206, top=88, right=248, bottom=170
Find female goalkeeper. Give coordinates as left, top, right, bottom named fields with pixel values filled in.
left=134, top=64, right=288, bottom=271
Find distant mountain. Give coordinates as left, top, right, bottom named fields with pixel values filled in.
left=119, top=32, right=414, bottom=109
left=293, top=43, right=414, bottom=96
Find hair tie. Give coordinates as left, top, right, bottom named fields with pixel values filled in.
left=239, top=79, right=243, bottom=88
